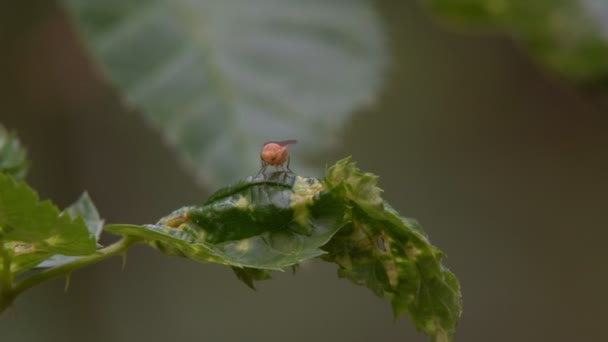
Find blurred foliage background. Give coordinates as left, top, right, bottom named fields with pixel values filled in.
left=1, top=0, right=608, bottom=341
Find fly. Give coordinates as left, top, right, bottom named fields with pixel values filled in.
left=257, top=139, right=297, bottom=177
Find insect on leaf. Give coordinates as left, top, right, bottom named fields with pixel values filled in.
left=104, top=158, right=462, bottom=340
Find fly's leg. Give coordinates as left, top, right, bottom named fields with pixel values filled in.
left=256, top=160, right=268, bottom=179
left=286, top=155, right=293, bottom=173
left=277, top=165, right=287, bottom=182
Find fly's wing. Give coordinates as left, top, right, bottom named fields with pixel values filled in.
left=266, top=139, right=297, bottom=147
left=272, top=139, right=298, bottom=146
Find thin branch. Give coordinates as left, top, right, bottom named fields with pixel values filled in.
left=0, top=235, right=139, bottom=315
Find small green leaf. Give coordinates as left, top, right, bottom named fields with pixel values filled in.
left=38, top=192, right=105, bottom=268
left=0, top=173, right=96, bottom=274
left=65, top=192, right=104, bottom=241
left=231, top=267, right=272, bottom=290
left=321, top=158, right=462, bottom=341
left=105, top=172, right=348, bottom=272
left=423, top=0, right=608, bottom=83
left=63, top=0, right=387, bottom=185
left=0, top=124, right=29, bottom=180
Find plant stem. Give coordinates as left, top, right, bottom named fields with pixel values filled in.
left=0, top=239, right=13, bottom=292
left=0, top=238, right=15, bottom=313
left=0, top=236, right=139, bottom=315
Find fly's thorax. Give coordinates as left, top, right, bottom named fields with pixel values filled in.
left=261, top=143, right=288, bottom=166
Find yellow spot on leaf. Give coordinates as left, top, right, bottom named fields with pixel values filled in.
left=163, top=212, right=189, bottom=227
left=290, top=176, right=324, bottom=227
left=406, top=243, right=422, bottom=260
left=384, top=259, right=399, bottom=288
left=236, top=240, right=250, bottom=252
left=424, top=319, right=437, bottom=333
left=234, top=196, right=249, bottom=210
left=167, top=223, right=188, bottom=232
left=45, top=235, right=64, bottom=247
left=10, top=242, right=36, bottom=256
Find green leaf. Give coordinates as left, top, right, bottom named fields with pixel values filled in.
left=63, top=0, right=387, bottom=185
left=231, top=266, right=272, bottom=290
left=423, top=0, right=608, bottom=83
left=105, top=172, right=348, bottom=270
left=0, top=124, right=29, bottom=180
left=37, top=192, right=105, bottom=268
left=105, top=158, right=462, bottom=340
left=321, top=158, right=462, bottom=341
left=0, top=174, right=97, bottom=274
left=64, top=192, right=104, bottom=241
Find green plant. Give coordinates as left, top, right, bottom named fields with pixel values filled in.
left=0, top=125, right=461, bottom=341
left=1, top=1, right=466, bottom=340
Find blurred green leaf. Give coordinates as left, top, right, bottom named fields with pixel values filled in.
left=0, top=124, right=29, bottom=180
left=0, top=174, right=97, bottom=274
left=37, top=192, right=104, bottom=268
left=423, top=0, right=608, bottom=83
left=64, top=0, right=387, bottom=185
left=105, top=172, right=348, bottom=269
left=321, top=158, right=462, bottom=341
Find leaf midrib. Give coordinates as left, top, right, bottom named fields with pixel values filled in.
left=93, top=0, right=250, bottom=167
left=167, top=0, right=248, bottom=160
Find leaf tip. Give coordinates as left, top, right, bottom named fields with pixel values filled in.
left=64, top=273, right=72, bottom=292
left=121, top=251, right=127, bottom=271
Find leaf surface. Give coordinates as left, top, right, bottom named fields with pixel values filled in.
left=321, top=159, right=462, bottom=341
left=0, top=174, right=96, bottom=274
left=37, top=192, right=105, bottom=268
left=105, top=172, right=348, bottom=269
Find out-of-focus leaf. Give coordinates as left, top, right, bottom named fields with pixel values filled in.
left=105, top=172, right=348, bottom=270
left=321, top=158, right=462, bottom=341
left=37, top=192, right=104, bottom=268
left=63, top=0, right=387, bottom=185
left=423, top=0, right=608, bottom=83
left=0, top=124, right=29, bottom=180
left=0, top=174, right=96, bottom=274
